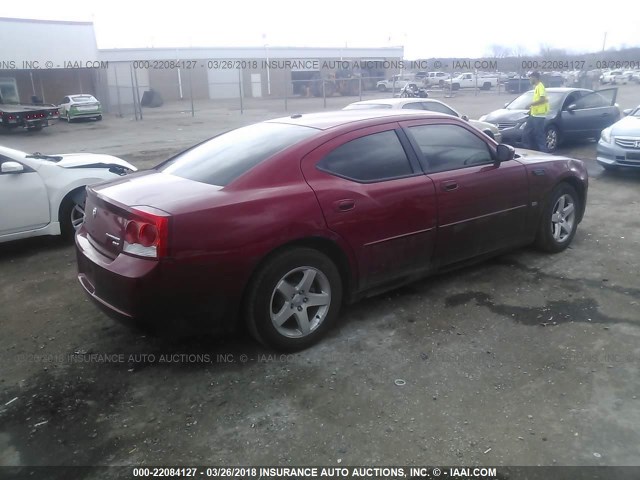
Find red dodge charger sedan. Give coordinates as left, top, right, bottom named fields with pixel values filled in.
left=76, top=110, right=588, bottom=350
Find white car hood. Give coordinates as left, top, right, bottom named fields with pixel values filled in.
left=54, top=153, right=137, bottom=171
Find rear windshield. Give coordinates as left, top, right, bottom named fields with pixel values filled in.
left=158, top=122, right=317, bottom=186
left=72, top=95, right=97, bottom=102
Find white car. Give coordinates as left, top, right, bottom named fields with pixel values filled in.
left=600, top=71, right=627, bottom=85
left=0, top=146, right=137, bottom=243
left=343, top=98, right=502, bottom=142
left=58, top=94, right=103, bottom=122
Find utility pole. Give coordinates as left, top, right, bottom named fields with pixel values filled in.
left=601, top=32, right=607, bottom=52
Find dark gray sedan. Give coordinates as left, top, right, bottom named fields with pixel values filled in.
left=597, top=105, right=640, bottom=170
left=479, top=88, right=619, bottom=152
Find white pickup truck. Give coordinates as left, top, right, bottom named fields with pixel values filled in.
left=448, top=73, right=499, bottom=90
left=376, top=75, right=419, bottom=92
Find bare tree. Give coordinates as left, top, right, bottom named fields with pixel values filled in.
left=488, top=44, right=512, bottom=58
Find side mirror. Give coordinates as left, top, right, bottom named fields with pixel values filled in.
left=495, top=144, right=515, bottom=164
left=461, top=115, right=469, bottom=121
left=567, top=104, right=577, bottom=112
left=623, top=108, right=632, bottom=116
left=1, top=161, right=25, bottom=174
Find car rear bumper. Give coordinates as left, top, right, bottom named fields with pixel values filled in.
left=70, top=111, right=101, bottom=118
left=75, top=230, right=239, bottom=334
left=597, top=140, right=640, bottom=168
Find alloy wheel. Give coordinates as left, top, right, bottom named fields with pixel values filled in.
left=269, top=266, right=332, bottom=338
left=71, top=204, right=85, bottom=231
left=550, top=194, right=575, bottom=243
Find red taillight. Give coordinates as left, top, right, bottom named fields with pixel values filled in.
left=125, top=220, right=141, bottom=244
left=122, top=208, right=169, bottom=259
left=139, top=223, right=158, bottom=247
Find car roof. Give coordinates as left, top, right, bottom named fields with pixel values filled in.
left=266, top=109, right=447, bottom=130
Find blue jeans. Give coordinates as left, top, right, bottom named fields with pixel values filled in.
left=523, top=115, right=547, bottom=152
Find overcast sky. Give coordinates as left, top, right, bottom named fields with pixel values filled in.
left=5, top=0, right=640, bottom=58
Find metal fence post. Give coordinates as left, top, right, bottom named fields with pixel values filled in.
left=114, top=65, right=122, bottom=117
left=323, top=80, right=326, bottom=108
left=133, top=67, right=143, bottom=120
left=189, top=67, right=194, bottom=117
left=475, top=70, right=478, bottom=97
left=284, top=77, right=288, bottom=111
left=130, top=64, right=138, bottom=120
left=238, top=67, right=244, bottom=114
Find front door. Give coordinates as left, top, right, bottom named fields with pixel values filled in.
left=0, top=156, right=50, bottom=235
left=401, top=120, right=529, bottom=266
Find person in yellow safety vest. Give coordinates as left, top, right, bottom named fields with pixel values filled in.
left=522, top=71, right=550, bottom=152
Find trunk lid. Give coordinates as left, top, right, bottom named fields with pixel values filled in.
left=83, top=171, right=223, bottom=258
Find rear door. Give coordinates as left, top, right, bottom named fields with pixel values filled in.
left=401, top=120, right=529, bottom=266
left=301, top=124, right=437, bottom=290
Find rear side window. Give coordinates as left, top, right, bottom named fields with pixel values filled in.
left=159, top=122, right=317, bottom=186
left=420, top=102, right=458, bottom=117
left=574, top=92, right=609, bottom=109
left=317, top=130, right=413, bottom=182
left=401, top=102, right=425, bottom=110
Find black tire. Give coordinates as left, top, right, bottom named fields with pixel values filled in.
left=59, top=189, right=87, bottom=240
left=534, top=183, right=580, bottom=253
left=95, top=115, right=102, bottom=121
left=482, top=82, right=491, bottom=90
left=244, top=247, right=343, bottom=351
left=378, top=84, right=387, bottom=92
left=452, top=83, right=460, bottom=91
left=545, top=125, right=560, bottom=153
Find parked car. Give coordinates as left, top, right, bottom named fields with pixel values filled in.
left=597, top=105, right=640, bottom=170
left=76, top=110, right=588, bottom=351
left=631, top=71, right=640, bottom=84
left=376, top=75, right=418, bottom=92
left=505, top=74, right=565, bottom=93
left=622, top=71, right=636, bottom=82
left=58, top=94, right=103, bottom=122
left=343, top=97, right=502, bottom=142
left=479, top=87, right=620, bottom=152
left=0, top=146, right=137, bottom=243
left=600, top=70, right=626, bottom=85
